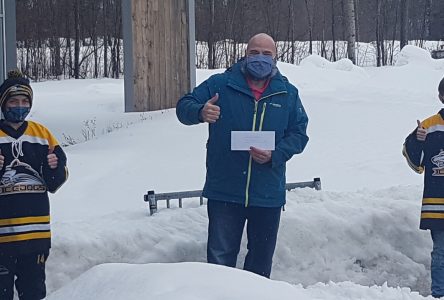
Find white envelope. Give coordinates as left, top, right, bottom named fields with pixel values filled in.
left=231, top=131, right=275, bottom=151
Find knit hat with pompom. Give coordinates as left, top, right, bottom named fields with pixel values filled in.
left=0, top=69, right=33, bottom=111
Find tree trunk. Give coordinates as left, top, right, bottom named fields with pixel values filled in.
left=400, top=0, right=409, bottom=49
left=74, top=0, right=81, bottom=79
left=103, top=0, right=109, bottom=77
left=304, top=0, right=313, bottom=54
left=390, top=0, right=400, bottom=65
left=104, top=35, right=109, bottom=78
left=93, top=37, right=98, bottom=78
left=344, top=0, right=357, bottom=64
left=115, top=0, right=121, bottom=78
left=289, top=0, right=296, bottom=63
left=207, top=0, right=216, bottom=69
left=53, top=38, right=62, bottom=77
left=381, top=3, right=387, bottom=65
left=354, top=0, right=360, bottom=64
left=331, top=0, right=337, bottom=61
left=67, top=38, right=72, bottom=78
left=376, top=0, right=382, bottom=67
left=421, top=0, right=432, bottom=43
left=111, top=38, right=116, bottom=78
left=321, top=0, right=327, bottom=58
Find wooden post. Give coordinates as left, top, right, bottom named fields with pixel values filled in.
left=123, top=0, right=195, bottom=112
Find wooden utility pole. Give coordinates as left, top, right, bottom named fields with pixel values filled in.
left=122, top=0, right=196, bottom=112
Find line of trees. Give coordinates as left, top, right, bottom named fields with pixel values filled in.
left=16, top=0, right=122, bottom=80
left=196, top=0, right=443, bottom=68
left=14, top=0, right=444, bottom=80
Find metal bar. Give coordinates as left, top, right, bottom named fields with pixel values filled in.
left=144, top=179, right=321, bottom=215
left=154, top=189, right=204, bottom=201
left=285, top=181, right=316, bottom=191
left=4, top=0, right=16, bottom=81
left=187, top=0, right=196, bottom=90
left=146, top=179, right=321, bottom=211
left=313, top=177, right=322, bottom=190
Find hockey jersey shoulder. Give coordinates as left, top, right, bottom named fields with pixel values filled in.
left=24, top=121, right=60, bottom=148
left=422, top=112, right=444, bottom=131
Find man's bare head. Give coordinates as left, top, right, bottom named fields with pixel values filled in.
left=246, top=33, right=277, bottom=59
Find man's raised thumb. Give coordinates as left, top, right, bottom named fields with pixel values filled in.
left=417, top=120, right=423, bottom=128
left=208, top=93, right=219, bottom=105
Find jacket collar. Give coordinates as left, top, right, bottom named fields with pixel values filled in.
left=226, top=59, right=288, bottom=100
left=0, top=120, right=28, bottom=139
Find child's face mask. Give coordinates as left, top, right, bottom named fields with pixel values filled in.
left=3, top=106, right=31, bottom=123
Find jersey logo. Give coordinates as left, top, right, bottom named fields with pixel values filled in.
left=432, top=149, right=444, bottom=176
left=0, top=159, right=47, bottom=195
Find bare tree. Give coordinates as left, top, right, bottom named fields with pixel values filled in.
left=331, top=0, right=337, bottom=61
left=73, top=0, right=81, bottom=79
left=376, top=0, right=383, bottom=66
left=344, top=0, right=357, bottom=64
left=389, top=0, right=400, bottom=64
left=400, top=0, right=409, bottom=49
left=304, top=0, right=314, bottom=54
left=320, top=0, right=327, bottom=58
left=420, top=0, right=433, bottom=46
left=207, top=0, right=216, bottom=69
left=103, top=0, right=109, bottom=78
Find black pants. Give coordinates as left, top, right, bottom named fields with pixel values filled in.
left=0, top=250, right=49, bottom=300
left=207, top=200, right=281, bottom=278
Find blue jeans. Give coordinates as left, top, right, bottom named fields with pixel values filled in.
left=431, top=230, right=444, bottom=298
left=207, top=199, right=281, bottom=278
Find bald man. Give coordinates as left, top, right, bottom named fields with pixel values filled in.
left=176, top=33, right=309, bottom=278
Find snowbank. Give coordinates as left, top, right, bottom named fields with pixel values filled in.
left=47, top=262, right=431, bottom=300
left=46, top=186, right=431, bottom=295
left=396, top=45, right=444, bottom=70
left=300, top=54, right=362, bottom=72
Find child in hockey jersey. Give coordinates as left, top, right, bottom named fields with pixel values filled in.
left=0, top=70, right=68, bottom=300
left=403, top=76, right=444, bottom=298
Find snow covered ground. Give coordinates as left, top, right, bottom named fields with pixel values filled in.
left=22, top=45, right=444, bottom=299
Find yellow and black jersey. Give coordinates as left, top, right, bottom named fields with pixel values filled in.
left=0, top=120, right=68, bottom=254
left=403, top=109, right=444, bottom=230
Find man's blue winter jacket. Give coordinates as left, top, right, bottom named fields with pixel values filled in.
left=176, top=61, right=309, bottom=207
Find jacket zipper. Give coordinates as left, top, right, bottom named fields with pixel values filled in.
left=245, top=101, right=258, bottom=207
left=244, top=91, right=286, bottom=207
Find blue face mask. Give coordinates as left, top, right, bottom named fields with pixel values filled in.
left=3, top=107, right=31, bottom=123
left=246, top=54, right=275, bottom=80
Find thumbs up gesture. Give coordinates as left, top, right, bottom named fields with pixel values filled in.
left=416, top=120, right=427, bottom=141
left=47, top=148, right=58, bottom=169
left=200, top=93, right=220, bottom=123
left=0, top=149, right=4, bottom=169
